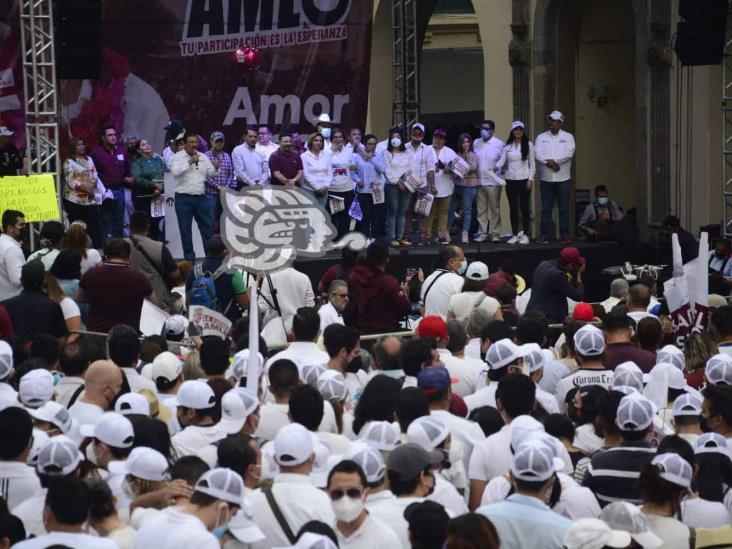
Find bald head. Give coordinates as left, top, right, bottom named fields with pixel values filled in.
left=84, top=360, right=123, bottom=409
left=373, top=336, right=402, bottom=371
left=629, top=283, right=651, bottom=310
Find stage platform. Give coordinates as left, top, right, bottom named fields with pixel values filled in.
left=294, top=240, right=657, bottom=302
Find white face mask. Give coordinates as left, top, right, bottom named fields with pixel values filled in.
left=122, top=477, right=137, bottom=500
left=390, top=137, right=402, bottom=148
left=85, top=442, right=99, bottom=466
left=332, top=496, right=364, bottom=523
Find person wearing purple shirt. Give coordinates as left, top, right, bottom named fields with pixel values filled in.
left=268, top=133, right=304, bottom=186
left=204, top=131, right=235, bottom=232
left=89, top=126, right=132, bottom=242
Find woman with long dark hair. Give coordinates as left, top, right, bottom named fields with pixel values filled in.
left=63, top=138, right=104, bottom=248
left=448, top=133, right=479, bottom=244
left=351, top=374, right=402, bottom=435
left=497, top=121, right=534, bottom=244
left=383, top=128, right=412, bottom=248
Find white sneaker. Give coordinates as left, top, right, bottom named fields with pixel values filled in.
left=474, top=234, right=487, bottom=242
left=518, top=232, right=530, bottom=245
left=507, top=234, right=520, bottom=245
left=462, top=231, right=469, bottom=244
left=491, top=235, right=501, bottom=243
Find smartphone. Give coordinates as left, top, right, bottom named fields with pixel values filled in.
left=406, top=268, right=417, bottom=278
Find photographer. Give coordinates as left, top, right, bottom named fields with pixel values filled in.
left=577, top=185, right=623, bottom=241
left=526, top=247, right=585, bottom=323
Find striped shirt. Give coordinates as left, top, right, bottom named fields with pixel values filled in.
left=582, top=441, right=656, bottom=507
left=0, top=461, right=42, bottom=510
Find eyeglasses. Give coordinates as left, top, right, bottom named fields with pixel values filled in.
left=332, top=293, right=349, bottom=298
left=329, top=488, right=362, bottom=501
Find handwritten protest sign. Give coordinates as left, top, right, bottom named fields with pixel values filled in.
left=188, top=305, right=232, bottom=340
left=0, top=174, right=59, bottom=222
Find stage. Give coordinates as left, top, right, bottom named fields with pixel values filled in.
left=294, top=240, right=657, bottom=302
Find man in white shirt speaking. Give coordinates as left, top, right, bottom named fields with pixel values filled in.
left=231, top=126, right=270, bottom=188
left=171, top=131, right=219, bottom=260
left=534, top=111, right=576, bottom=244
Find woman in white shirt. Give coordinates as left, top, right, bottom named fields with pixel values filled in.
left=383, top=129, right=413, bottom=248
left=447, top=261, right=502, bottom=322
left=301, top=133, right=332, bottom=209
left=329, top=128, right=356, bottom=238
left=63, top=222, right=102, bottom=275
left=62, top=138, right=104, bottom=249
left=497, top=121, right=535, bottom=244
left=44, top=272, right=82, bottom=332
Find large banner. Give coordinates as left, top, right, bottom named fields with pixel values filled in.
left=0, top=0, right=374, bottom=152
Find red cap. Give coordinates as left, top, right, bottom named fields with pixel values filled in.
left=573, top=302, right=595, bottom=322
left=416, top=316, right=448, bottom=341
left=560, top=246, right=586, bottom=265
left=450, top=394, right=468, bottom=417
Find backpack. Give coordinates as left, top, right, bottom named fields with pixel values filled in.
left=188, top=262, right=226, bottom=310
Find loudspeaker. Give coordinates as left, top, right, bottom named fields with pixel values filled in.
left=675, top=0, right=727, bottom=66
left=56, top=0, right=102, bottom=79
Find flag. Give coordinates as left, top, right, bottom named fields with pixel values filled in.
left=246, top=278, right=260, bottom=394
left=348, top=197, right=363, bottom=221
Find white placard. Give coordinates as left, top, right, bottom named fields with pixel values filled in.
left=450, top=157, right=471, bottom=178
left=139, top=299, right=168, bottom=336
left=150, top=194, right=166, bottom=217
left=415, top=193, right=434, bottom=217
left=188, top=305, right=232, bottom=339
left=372, top=183, right=384, bottom=204
left=329, top=194, right=345, bottom=214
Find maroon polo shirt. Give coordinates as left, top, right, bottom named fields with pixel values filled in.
left=602, top=341, right=656, bottom=373
left=89, top=144, right=129, bottom=190
left=268, top=149, right=303, bottom=183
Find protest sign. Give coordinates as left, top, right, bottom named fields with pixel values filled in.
left=150, top=194, right=166, bottom=217
left=0, top=174, right=59, bottom=222
left=139, top=299, right=168, bottom=336
left=188, top=305, right=232, bottom=339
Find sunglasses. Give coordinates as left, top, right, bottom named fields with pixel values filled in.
left=329, top=488, right=362, bottom=501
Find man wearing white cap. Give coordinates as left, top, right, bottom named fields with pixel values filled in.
left=12, top=435, right=83, bottom=537
left=346, top=443, right=395, bottom=510
left=476, top=439, right=571, bottom=548
left=80, top=411, right=136, bottom=509
left=405, top=122, right=437, bottom=201
left=135, top=467, right=246, bottom=548
left=0, top=339, right=16, bottom=403
left=151, top=351, right=183, bottom=412
left=18, top=368, right=54, bottom=409
left=534, top=111, right=576, bottom=244
left=463, top=337, right=525, bottom=412
left=171, top=380, right=224, bottom=457
left=672, top=393, right=704, bottom=446
left=249, top=423, right=334, bottom=548
left=563, top=518, right=633, bottom=549
left=583, top=393, right=657, bottom=506
left=554, top=324, right=613, bottom=408
left=28, top=400, right=79, bottom=442
left=472, top=119, right=505, bottom=243
left=600, top=501, right=663, bottom=548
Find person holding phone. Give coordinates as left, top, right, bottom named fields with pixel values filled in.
left=525, top=247, right=585, bottom=323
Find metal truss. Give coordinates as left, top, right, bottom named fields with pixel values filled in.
left=392, top=0, right=420, bottom=132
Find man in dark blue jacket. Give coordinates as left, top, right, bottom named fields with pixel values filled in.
left=526, top=247, right=585, bottom=323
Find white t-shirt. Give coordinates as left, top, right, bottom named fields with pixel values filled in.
left=335, top=513, right=401, bottom=549
left=14, top=531, right=119, bottom=549
left=81, top=249, right=103, bottom=274
left=0, top=461, right=43, bottom=510
left=436, top=349, right=485, bottom=397
left=447, top=291, right=500, bottom=322
left=255, top=401, right=339, bottom=442
left=429, top=145, right=458, bottom=197
left=641, top=514, right=690, bottom=549
left=574, top=423, right=603, bottom=454
left=108, top=525, right=137, bottom=549
left=368, top=496, right=424, bottom=549
left=430, top=409, right=485, bottom=471
left=535, top=385, right=561, bottom=415
left=680, top=497, right=732, bottom=528
left=69, top=399, right=105, bottom=428
left=421, top=270, right=464, bottom=318
left=464, top=384, right=497, bottom=413
left=318, top=302, right=344, bottom=333
left=11, top=492, right=47, bottom=537
left=171, top=424, right=225, bottom=457
left=554, top=368, right=614, bottom=409
left=60, top=296, right=81, bottom=320
left=429, top=473, right=469, bottom=517
left=134, top=506, right=219, bottom=549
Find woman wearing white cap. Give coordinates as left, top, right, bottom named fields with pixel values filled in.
left=497, top=121, right=534, bottom=245
left=638, top=453, right=692, bottom=548
left=446, top=261, right=501, bottom=323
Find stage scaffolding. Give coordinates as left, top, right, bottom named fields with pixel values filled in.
left=392, top=0, right=420, bottom=132
left=723, top=0, right=732, bottom=237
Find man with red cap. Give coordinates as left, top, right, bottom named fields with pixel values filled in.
left=526, top=247, right=586, bottom=323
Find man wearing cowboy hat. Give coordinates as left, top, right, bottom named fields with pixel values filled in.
left=534, top=111, right=576, bottom=244
left=313, top=113, right=335, bottom=148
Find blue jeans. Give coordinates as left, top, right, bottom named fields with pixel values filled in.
left=448, top=186, right=479, bottom=232
left=175, top=193, right=213, bottom=260
left=205, top=193, right=223, bottom=234
left=540, top=179, right=571, bottom=237
left=303, top=187, right=329, bottom=209
left=386, top=184, right=411, bottom=240
left=110, top=188, right=126, bottom=238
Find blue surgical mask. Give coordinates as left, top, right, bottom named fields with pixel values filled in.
left=321, top=127, right=331, bottom=139
left=480, top=129, right=491, bottom=139
left=458, top=259, right=468, bottom=275
left=212, top=526, right=228, bottom=539
left=597, top=197, right=609, bottom=205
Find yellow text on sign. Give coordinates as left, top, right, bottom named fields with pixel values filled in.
left=0, top=174, right=60, bottom=223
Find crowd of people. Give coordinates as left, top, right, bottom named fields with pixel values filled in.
left=3, top=177, right=732, bottom=548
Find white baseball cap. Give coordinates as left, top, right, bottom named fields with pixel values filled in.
left=80, top=412, right=135, bottom=448
left=612, top=362, right=643, bottom=392
left=109, top=446, right=169, bottom=481
left=465, top=261, right=489, bottom=281
left=600, top=502, right=663, bottom=549
left=706, top=354, right=732, bottom=386
left=510, top=415, right=545, bottom=450
left=163, top=315, right=188, bottom=338
left=27, top=428, right=49, bottom=467
left=151, top=352, right=182, bottom=384
left=521, top=343, right=545, bottom=373
left=485, top=338, right=527, bottom=369
left=612, top=385, right=639, bottom=396
left=616, top=393, right=656, bottom=431
left=345, top=442, right=386, bottom=484
left=301, top=363, right=327, bottom=386
left=0, top=340, right=13, bottom=380
left=694, top=432, right=732, bottom=458
left=18, top=369, right=54, bottom=408
left=651, top=452, right=692, bottom=488
left=317, top=370, right=348, bottom=401
left=0, top=127, right=14, bottom=137
left=657, top=345, right=684, bottom=371
left=274, top=423, right=314, bottom=466
left=406, top=416, right=449, bottom=451
left=195, top=467, right=245, bottom=505
left=309, top=436, right=334, bottom=488
left=173, top=380, right=216, bottom=410
left=219, top=388, right=259, bottom=434
left=511, top=439, right=559, bottom=482
left=36, top=435, right=83, bottom=477
left=230, top=349, right=264, bottom=381
left=357, top=420, right=401, bottom=451
left=511, top=120, right=525, bottom=130
left=672, top=392, right=703, bottom=417
left=228, top=502, right=266, bottom=544
left=114, top=393, right=151, bottom=417
left=290, top=533, right=338, bottom=549
left=411, top=122, right=425, bottom=133
left=28, top=401, right=75, bottom=434
left=547, top=110, right=565, bottom=122
left=573, top=324, right=605, bottom=356
left=564, top=518, right=632, bottom=549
